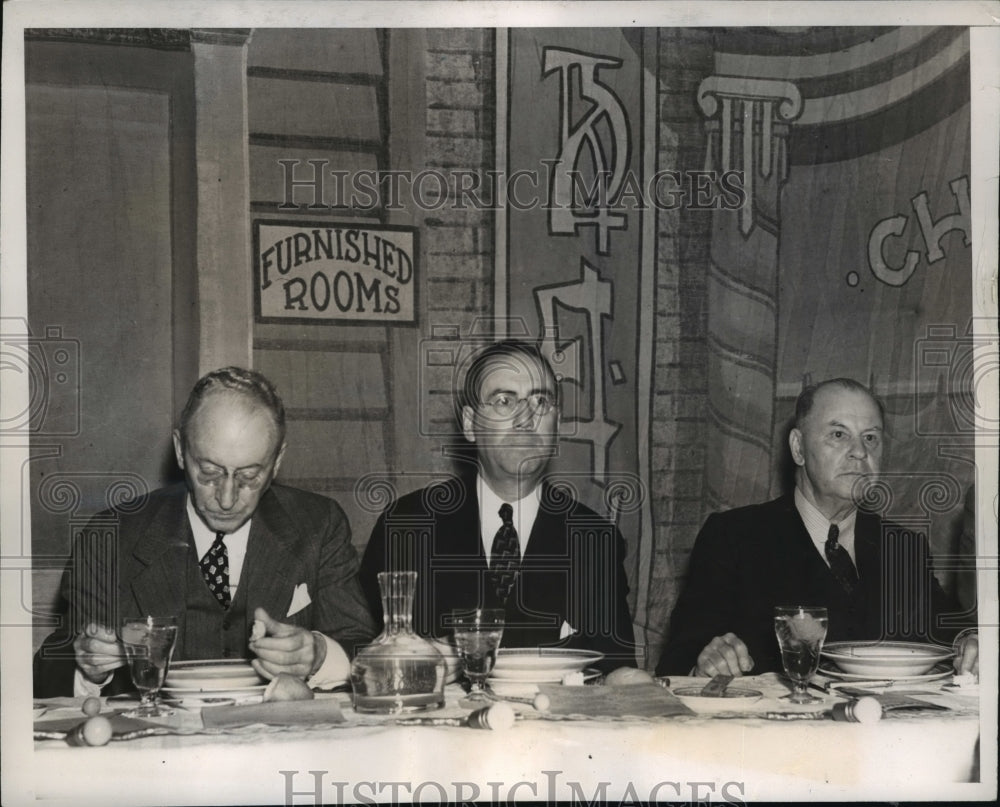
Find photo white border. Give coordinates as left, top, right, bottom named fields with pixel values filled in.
left=2, top=2, right=997, bottom=805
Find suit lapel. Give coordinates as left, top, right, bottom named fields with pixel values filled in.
left=523, top=488, right=565, bottom=560
left=240, top=487, right=301, bottom=621
left=854, top=510, right=881, bottom=580
left=424, top=479, right=487, bottom=629
left=517, top=485, right=579, bottom=642
left=776, top=497, right=827, bottom=573
left=129, top=491, right=191, bottom=620
left=437, top=478, right=486, bottom=562
left=853, top=509, right=884, bottom=622
left=774, top=497, right=849, bottom=600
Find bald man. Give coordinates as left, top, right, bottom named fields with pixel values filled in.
left=34, top=367, right=376, bottom=697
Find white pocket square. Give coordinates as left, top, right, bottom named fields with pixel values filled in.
left=286, top=583, right=312, bottom=617
left=559, top=620, right=577, bottom=640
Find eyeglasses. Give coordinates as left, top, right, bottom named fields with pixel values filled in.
left=479, top=391, right=557, bottom=418
left=195, top=468, right=268, bottom=491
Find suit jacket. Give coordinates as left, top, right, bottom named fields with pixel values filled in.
left=34, top=483, right=376, bottom=697
left=656, top=495, right=965, bottom=675
left=359, top=476, right=637, bottom=672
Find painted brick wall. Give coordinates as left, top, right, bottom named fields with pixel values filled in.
left=646, top=29, right=716, bottom=666
left=419, top=29, right=496, bottom=442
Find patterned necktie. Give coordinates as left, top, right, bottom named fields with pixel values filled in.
left=200, top=531, right=232, bottom=609
left=825, top=523, right=859, bottom=596
left=490, top=503, right=520, bottom=604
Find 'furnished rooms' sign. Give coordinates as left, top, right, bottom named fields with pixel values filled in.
left=254, top=220, right=417, bottom=324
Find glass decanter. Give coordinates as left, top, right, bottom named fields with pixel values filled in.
left=350, top=571, right=446, bottom=713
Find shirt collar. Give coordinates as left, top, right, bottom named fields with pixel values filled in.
left=794, top=486, right=857, bottom=563
left=477, top=475, right=541, bottom=561
left=186, top=495, right=253, bottom=587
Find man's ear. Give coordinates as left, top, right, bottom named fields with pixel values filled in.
left=461, top=405, right=477, bottom=443
left=273, top=441, right=288, bottom=475
left=172, top=430, right=185, bottom=470
left=788, top=428, right=805, bottom=467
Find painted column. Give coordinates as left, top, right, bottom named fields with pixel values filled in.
left=697, top=77, right=801, bottom=510
left=191, top=29, right=253, bottom=373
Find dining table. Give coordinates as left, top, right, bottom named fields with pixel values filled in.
left=26, top=672, right=985, bottom=806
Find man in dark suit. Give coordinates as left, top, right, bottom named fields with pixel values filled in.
left=34, top=367, right=376, bottom=697
left=359, top=340, right=637, bottom=673
left=657, top=378, right=979, bottom=677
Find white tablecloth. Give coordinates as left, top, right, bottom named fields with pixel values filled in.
left=26, top=675, right=985, bottom=805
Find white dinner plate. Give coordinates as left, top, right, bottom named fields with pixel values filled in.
left=821, top=641, right=953, bottom=677
left=488, top=668, right=602, bottom=697
left=818, top=660, right=953, bottom=684
left=489, top=648, right=604, bottom=681
left=163, top=684, right=267, bottom=701
left=165, top=659, right=264, bottom=690
left=168, top=659, right=259, bottom=676
left=672, top=687, right=763, bottom=714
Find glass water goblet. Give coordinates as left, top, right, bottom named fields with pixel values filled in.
left=451, top=608, right=505, bottom=702
left=120, top=616, right=178, bottom=717
left=774, top=605, right=829, bottom=704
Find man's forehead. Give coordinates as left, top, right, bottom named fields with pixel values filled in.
left=185, top=392, right=280, bottom=440
left=809, top=386, right=883, bottom=426
left=474, top=353, right=555, bottom=391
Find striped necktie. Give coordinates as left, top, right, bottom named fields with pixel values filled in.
left=825, top=523, right=859, bottom=596
left=200, top=531, right=232, bottom=609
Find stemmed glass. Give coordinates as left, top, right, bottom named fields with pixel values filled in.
left=451, top=609, right=505, bottom=702
left=120, top=616, right=178, bottom=717
left=774, top=605, right=829, bottom=704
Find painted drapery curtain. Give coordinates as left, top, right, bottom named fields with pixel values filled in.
left=506, top=29, right=654, bottom=658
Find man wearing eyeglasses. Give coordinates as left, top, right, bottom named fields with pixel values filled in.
left=34, top=367, right=376, bottom=697
left=359, top=340, right=637, bottom=672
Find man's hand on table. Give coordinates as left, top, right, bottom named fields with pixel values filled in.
left=953, top=631, right=978, bottom=678
left=695, top=633, right=754, bottom=677
left=74, top=623, right=125, bottom=684
left=249, top=607, right=326, bottom=680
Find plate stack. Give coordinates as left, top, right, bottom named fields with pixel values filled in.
left=163, top=659, right=267, bottom=703
left=488, top=648, right=603, bottom=697
left=819, top=641, right=954, bottom=682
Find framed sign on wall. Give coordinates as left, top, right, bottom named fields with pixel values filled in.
left=253, top=219, right=418, bottom=325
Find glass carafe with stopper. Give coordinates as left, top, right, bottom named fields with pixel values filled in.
left=350, top=571, right=445, bottom=713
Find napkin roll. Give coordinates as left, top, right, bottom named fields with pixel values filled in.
left=201, top=699, right=345, bottom=729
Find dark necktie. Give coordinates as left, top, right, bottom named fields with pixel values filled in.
left=200, top=531, right=232, bottom=609
left=490, top=503, right=520, bottom=604
left=825, top=523, right=859, bottom=596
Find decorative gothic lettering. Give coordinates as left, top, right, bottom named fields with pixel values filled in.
left=535, top=259, right=621, bottom=476
left=542, top=48, right=630, bottom=255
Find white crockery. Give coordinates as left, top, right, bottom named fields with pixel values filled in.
left=821, top=641, right=953, bottom=678
left=164, top=659, right=265, bottom=690
left=672, top=687, right=763, bottom=714
left=489, top=648, right=603, bottom=681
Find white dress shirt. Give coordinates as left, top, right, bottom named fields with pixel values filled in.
left=794, top=487, right=858, bottom=566
left=476, top=475, right=575, bottom=640
left=477, top=475, right=541, bottom=564
left=188, top=497, right=251, bottom=592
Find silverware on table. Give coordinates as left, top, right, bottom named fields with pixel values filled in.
left=699, top=673, right=734, bottom=697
